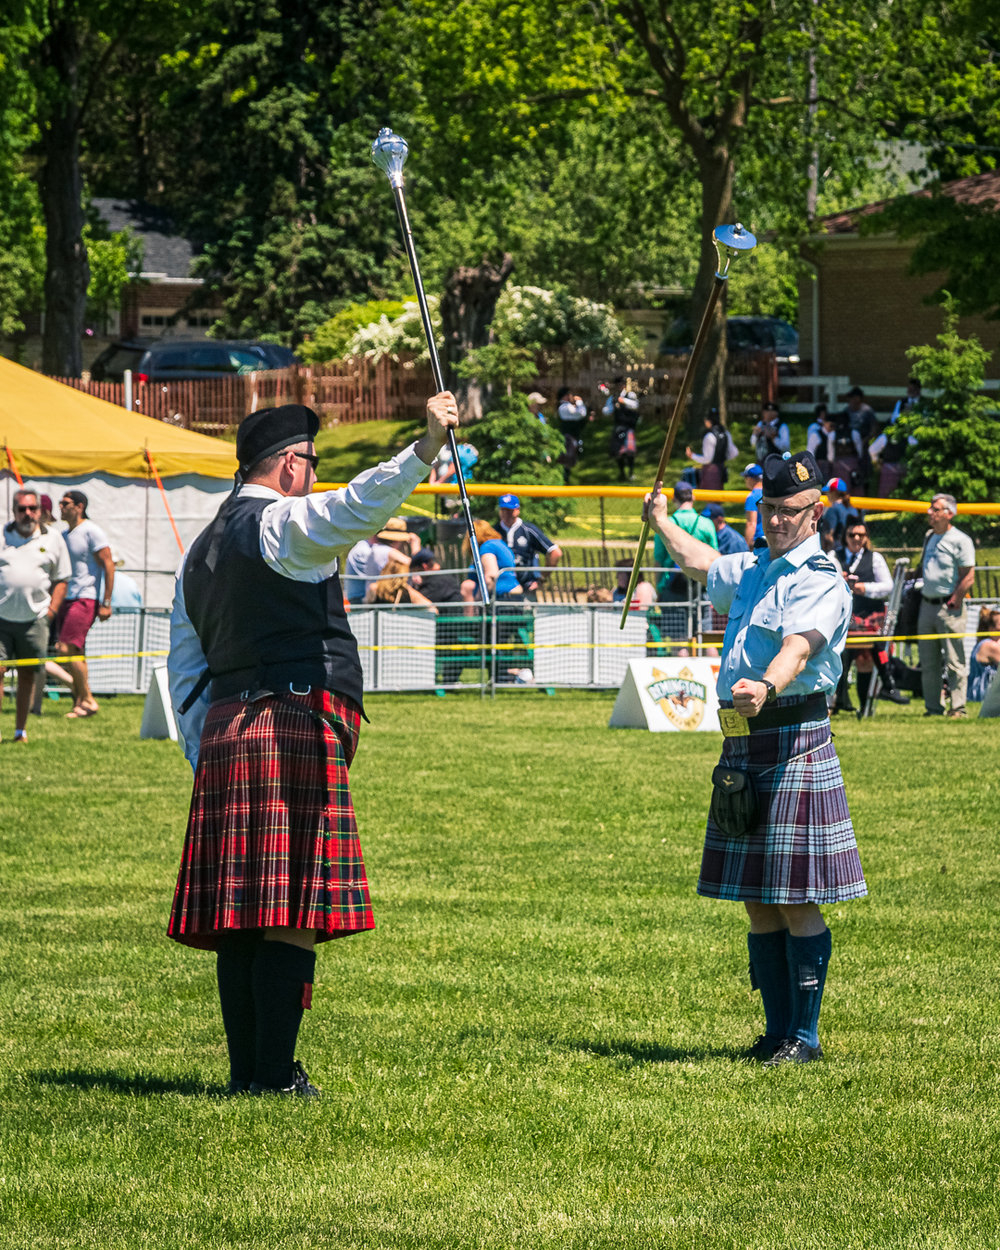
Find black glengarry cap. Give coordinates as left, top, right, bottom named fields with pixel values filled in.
left=236, top=404, right=320, bottom=472
left=762, top=451, right=823, bottom=499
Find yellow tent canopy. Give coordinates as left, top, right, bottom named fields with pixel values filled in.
left=0, top=356, right=237, bottom=479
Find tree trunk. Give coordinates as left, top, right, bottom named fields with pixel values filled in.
left=39, top=21, right=89, bottom=378
left=686, top=149, right=735, bottom=436
left=439, top=254, right=514, bottom=422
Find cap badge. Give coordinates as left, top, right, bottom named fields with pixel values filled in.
left=794, top=462, right=809, bottom=482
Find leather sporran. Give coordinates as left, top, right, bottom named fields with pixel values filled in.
left=710, top=764, right=759, bottom=838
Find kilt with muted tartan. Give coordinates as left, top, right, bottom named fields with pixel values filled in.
left=168, top=689, right=373, bottom=950
left=698, top=712, right=866, bottom=904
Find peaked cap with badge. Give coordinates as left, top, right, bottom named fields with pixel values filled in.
left=761, top=451, right=822, bottom=498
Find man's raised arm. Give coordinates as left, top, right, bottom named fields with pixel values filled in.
left=644, top=491, right=721, bottom=586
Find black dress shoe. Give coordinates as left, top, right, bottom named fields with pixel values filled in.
left=878, top=688, right=910, bottom=704
left=249, top=1059, right=321, bottom=1098
left=741, top=1034, right=784, bottom=1062
left=761, top=1038, right=824, bottom=1066
left=227, top=1080, right=251, bottom=1096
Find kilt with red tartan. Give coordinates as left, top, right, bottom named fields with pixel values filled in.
left=168, top=689, right=373, bottom=950
left=698, top=712, right=867, bottom=904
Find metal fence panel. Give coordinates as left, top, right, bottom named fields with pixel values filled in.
left=595, top=607, right=649, bottom=687
left=534, top=605, right=591, bottom=686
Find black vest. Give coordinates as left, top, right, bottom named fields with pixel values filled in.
left=837, top=546, right=883, bottom=617
left=710, top=424, right=729, bottom=466
left=833, top=419, right=856, bottom=458
left=881, top=428, right=908, bottom=463
left=183, top=492, right=363, bottom=708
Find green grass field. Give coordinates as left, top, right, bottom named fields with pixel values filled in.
left=1, top=692, right=998, bottom=1249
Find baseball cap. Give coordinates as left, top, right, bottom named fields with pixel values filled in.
left=701, top=503, right=725, bottom=519
left=825, top=477, right=848, bottom=493
left=673, top=481, right=694, bottom=501
left=743, top=463, right=763, bottom=479
left=498, top=493, right=520, bottom=509
left=410, top=548, right=437, bottom=570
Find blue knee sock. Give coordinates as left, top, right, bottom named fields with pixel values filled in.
left=787, top=929, right=832, bottom=1048
left=747, top=930, right=792, bottom=1040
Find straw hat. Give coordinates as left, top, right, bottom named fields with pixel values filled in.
left=375, top=517, right=410, bottom=543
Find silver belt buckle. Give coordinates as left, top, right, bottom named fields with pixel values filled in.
left=289, top=682, right=312, bottom=696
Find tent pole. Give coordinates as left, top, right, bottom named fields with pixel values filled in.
left=144, top=447, right=185, bottom=556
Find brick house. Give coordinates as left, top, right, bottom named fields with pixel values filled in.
left=91, top=197, right=222, bottom=343
left=797, top=170, right=1000, bottom=388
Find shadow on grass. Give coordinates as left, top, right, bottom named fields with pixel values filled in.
left=28, top=1068, right=226, bottom=1098
left=566, top=1037, right=744, bottom=1065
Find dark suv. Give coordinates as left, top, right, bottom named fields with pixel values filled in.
left=90, top=338, right=297, bottom=382
left=659, top=315, right=799, bottom=371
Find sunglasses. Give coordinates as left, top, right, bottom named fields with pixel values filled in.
left=289, top=451, right=319, bottom=471
left=15, top=504, right=40, bottom=512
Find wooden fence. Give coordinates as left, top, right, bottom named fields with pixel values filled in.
left=52, top=349, right=782, bottom=436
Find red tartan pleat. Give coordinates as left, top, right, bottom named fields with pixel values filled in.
left=167, top=690, right=374, bottom=950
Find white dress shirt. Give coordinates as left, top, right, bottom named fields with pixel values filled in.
left=169, top=443, right=431, bottom=768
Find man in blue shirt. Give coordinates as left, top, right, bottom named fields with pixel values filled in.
left=496, top=493, right=562, bottom=600
left=742, top=463, right=764, bottom=547
left=646, top=450, right=865, bottom=1066
left=702, top=503, right=748, bottom=556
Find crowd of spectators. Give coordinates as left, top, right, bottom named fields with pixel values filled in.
left=1, top=486, right=119, bottom=740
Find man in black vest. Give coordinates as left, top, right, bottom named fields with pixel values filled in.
left=166, top=393, right=458, bottom=1097
left=834, top=519, right=910, bottom=714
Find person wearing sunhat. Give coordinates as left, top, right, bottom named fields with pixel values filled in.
left=166, top=392, right=459, bottom=1097
left=645, top=450, right=865, bottom=1066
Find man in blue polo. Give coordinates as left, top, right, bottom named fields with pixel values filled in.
left=702, top=503, right=749, bottom=556
left=742, top=463, right=764, bottom=548
left=645, top=449, right=865, bottom=1066
left=496, top=494, right=562, bottom=600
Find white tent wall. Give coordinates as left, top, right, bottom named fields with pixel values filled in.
left=1, top=471, right=230, bottom=608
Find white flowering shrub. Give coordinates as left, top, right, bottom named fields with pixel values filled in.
left=346, top=298, right=441, bottom=362
left=342, top=286, right=640, bottom=365
left=493, top=285, right=641, bottom=364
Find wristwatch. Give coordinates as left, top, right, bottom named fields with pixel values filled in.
left=761, top=679, right=777, bottom=704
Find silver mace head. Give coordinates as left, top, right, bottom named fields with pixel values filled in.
left=371, top=128, right=408, bottom=189
left=712, top=222, right=757, bottom=280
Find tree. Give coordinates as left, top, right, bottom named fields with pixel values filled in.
left=83, top=224, right=142, bottom=334
left=0, top=23, right=45, bottom=342
left=856, top=5, right=1000, bottom=321
left=439, top=254, right=515, bottom=420
left=149, top=0, right=416, bottom=342
left=406, top=0, right=930, bottom=418
left=1, top=0, right=200, bottom=374
left=897, top=295, right=999, bottom=532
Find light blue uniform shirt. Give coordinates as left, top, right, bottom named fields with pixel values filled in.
left=706, top=533, right=851, bottom=701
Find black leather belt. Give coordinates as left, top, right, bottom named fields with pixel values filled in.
left=921, top=595, right=948, bottom=605
left=720, top=692, right=828, bottom=736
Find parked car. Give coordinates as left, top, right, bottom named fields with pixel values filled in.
left=90, top=338, right=298, bottom=383
left=659, top=315, right=799, bottom=371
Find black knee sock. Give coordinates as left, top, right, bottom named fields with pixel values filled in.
left=835, top=665, right=853, bottom=708
left=216, top=930, right=261, bottom=1088
left=252, top=941, right=317, bottom=1089
left=856, top=669, right=872, bottom=708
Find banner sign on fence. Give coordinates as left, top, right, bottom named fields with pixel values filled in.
left=609, top=658, right=722, bottom=732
